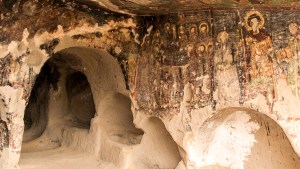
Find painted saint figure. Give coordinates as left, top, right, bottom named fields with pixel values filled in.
left=172, top=24, right=177, bottom=41
left=164, top=22, right=172, bottom=41
left=245, top=11, right=273, bottom=79
left=214, top=31, right=240, bottom=104
left=288, top=22, right=300, bottom=54
left=189, top=24, right=198, bottom=43
left=277, top=22, right=300, bottom=99
left=242, top=10, right=276, bottom=102
left=178, top=25, right=188, bottom=46
left=196, top=43, right=206, bottom=76
left=215, top=31, right=232, bottom=70
left=198, top=22, right=210, bottom=41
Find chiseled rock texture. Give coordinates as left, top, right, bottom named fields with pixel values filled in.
left=0, top=1, right=300, bottom=169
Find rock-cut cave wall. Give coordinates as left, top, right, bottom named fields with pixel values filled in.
left=0, top=1, right=300, bottom=169
left=134, top=9, right=300, bottom=168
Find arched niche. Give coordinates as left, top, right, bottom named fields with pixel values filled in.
left=187, top=107, right=300, bottom=169
left=20, top=47, right=143, bottom=169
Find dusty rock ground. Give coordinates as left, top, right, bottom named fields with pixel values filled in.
left=19, top=148, right=114, bottom=169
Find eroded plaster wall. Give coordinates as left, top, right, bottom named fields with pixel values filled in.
left=0, top=1, right=300, bottom=169
left=134, top=9, right=300, bottom=168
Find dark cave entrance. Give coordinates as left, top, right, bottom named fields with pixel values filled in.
left=21, top=47, right=143, bottom=155
left=23, top=63, right=51, bottom=142
left=66, top=71, right=96, bottom=128
left=22, top=56, right=96, bottom=145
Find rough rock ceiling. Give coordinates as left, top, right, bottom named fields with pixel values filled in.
left=80, top=0, right=300, bottom=15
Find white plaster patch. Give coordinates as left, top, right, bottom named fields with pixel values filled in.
left=188, top=111, right=260, bottom=169
left=0, top=44, right=10, bottom=58
left=0, top=86, right=26, bottom=122
left=22, top=28, right=30, bottom=46
left=0, top=147, right=21, bottom=169
left=274, top=79, right=300, bottom=119
left=215, top=66, right=240, bottom=106
left=0, top=41, right=19, bottom=59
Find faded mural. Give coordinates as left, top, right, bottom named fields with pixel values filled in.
left=135, top=9, right=300, bottom=120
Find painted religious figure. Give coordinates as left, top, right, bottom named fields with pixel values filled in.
left=196, top=43, right=206, bottom=76
left=178, top=25, right=188, bottom=46
left=214, top=31, right=240, bottom=104
left=188, top=24, right=198, bottom=43
left=163, top=22, right=179, bottom=65
left=277, top=22, right=300, bottom=99
left=215, top=31, right=233, bottom=71
left=198, top=22, right=210, bottom=41
left=177, top=25, right=189, bottom=65
left=190, top=42, right=211, bottom=107
left=242, top=10, right=276, bottom=102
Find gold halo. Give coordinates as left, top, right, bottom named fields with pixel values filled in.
left=196, top=43, right=206, bottom=53
left=189, top=24, right=198, bottom=33
left=164, top=22, right=171, bottom=32
left=244, top=10, right=265, bottom=31
left=199, top=22, right=209, bottom=33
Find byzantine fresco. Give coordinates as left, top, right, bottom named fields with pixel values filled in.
left=136, top=9, right=300, bottom=117
left=239, top=10, right=276, bottom=107
left=136, top=11, right=215, bottom=118
left=276, top=22, right=300, bottom=100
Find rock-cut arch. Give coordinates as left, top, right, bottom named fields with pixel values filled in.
left=20, top=47, right=143, bottom=169
left=187, top=107, right=300, bottom=169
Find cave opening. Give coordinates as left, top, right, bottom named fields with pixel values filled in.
left=66, top=71, right=96, bottom=128
left=19, top=47, right=147, bottom=169
left=22, top=56, right=97, bottom=148
left=23, top=63, right=51, bottom=142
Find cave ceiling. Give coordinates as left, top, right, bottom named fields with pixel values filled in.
left=77, top=0, right=300, bottom=15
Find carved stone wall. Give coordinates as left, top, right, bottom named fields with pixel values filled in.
left=134, top=9, right=300, bottom=169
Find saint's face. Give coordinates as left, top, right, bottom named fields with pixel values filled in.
left=250, top=18, right=260, bottom=32
left=200, top=26, right=207, bottom=34
left=190, top=27, right=195, bottom=34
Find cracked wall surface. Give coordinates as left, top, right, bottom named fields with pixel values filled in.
left=0, top=0, right=300, bottom=169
